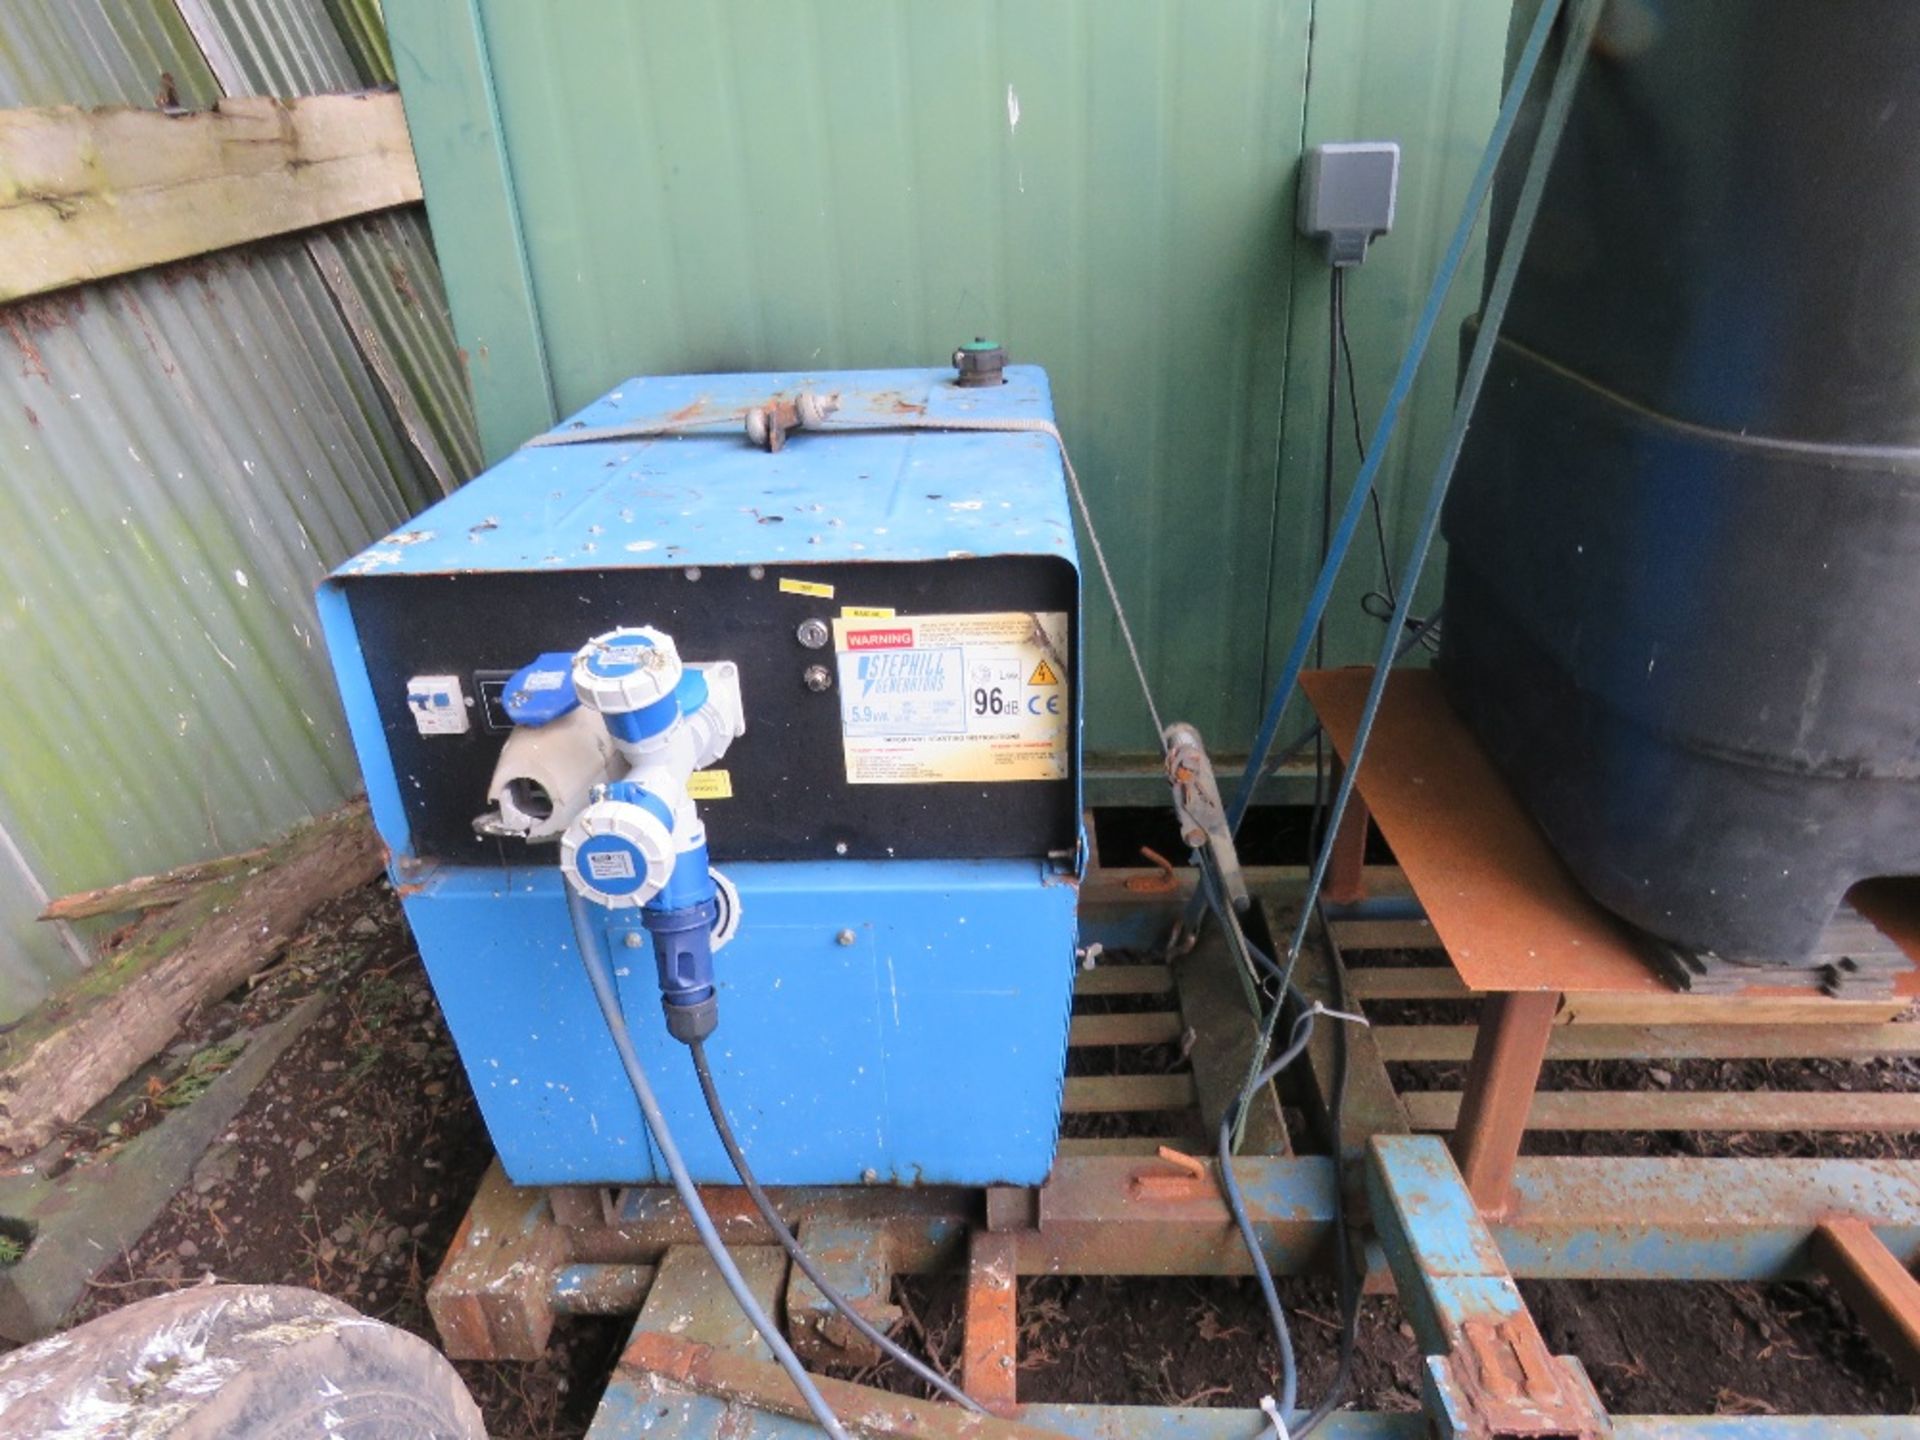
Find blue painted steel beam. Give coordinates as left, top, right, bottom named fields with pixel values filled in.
left=587, top=1373, right=1920, bottom=1440
left=1496, top=1157, right=1920, bottom=1282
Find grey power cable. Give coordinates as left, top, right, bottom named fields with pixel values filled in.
left=687, top=1038, right=986, bottom=1413
left=1217, top=998, right=1317, bottom=1423
left=566, top=889, right=851, bottom=1440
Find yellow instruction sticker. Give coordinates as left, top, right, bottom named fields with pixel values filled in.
left=840, top=605, right=896, bottom=619
left=831, top=612, right=1070, bottom=785
left=778, top=577, right=835, bottom=599
left=686, top=769, right=733, bottom=800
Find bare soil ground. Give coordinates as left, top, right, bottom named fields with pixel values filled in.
left=6, top=878, right=1915, bottom=1435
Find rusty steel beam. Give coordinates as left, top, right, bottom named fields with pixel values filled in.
left=962, top=1229, right=1019, bottom=1414
left=1448, top=991, right=1560, bottom=1215
left=786, top=1212, right=903, bottom=1369
left=1323, top=783, right=1372, bottom=906
left=1814, top=1217, right=1920, bottom=1388
left=577, top=1183, right=967, bottom=1271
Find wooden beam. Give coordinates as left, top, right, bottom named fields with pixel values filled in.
left=1173, top=932, right=1290, bottom=1155
left=1295, top=937, right=1410, bottom=1160
left=1348, top=967, right=1906, bottom=1025
left=1326, top=918, right=1440, bottom=951
left=39, top=844, right=270, bottom=921
left=1067, top=1011, right=1184, bottom=1047
left=1814, top=1217, right=1920, bottom=1388
left=1073, top=964, right=1173, bottom=997
left=1061, top=1073, right=1196, bottom=1114
left=0, top=804, right=383, bottom=1154
left=1377, top=1022, right=1920, bottom=1063
left=1405, top=1089, right=1920, bottom=1134
left=0, top=93, right=421, bottom=302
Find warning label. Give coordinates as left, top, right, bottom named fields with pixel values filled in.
left=832, top=612, right=1070, bottom=786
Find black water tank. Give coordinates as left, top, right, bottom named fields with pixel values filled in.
left=1439, top=0, right=1920, bottom=973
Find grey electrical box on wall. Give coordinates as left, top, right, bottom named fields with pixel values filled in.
left=1298, top=141, right=1401, bottom=266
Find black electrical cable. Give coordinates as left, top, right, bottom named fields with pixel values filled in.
left=1336, top=270, right=1440, bottom=655
left=687, top=1038, right=987, bottom=1414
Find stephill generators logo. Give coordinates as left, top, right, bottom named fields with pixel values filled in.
left=856, top=650, right=950, bottom=698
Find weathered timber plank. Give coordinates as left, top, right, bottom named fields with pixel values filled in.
left=1378, top=1022, right=1920, bottom=1063
left=1404, top=1089, right=1920, bottom=1133
left=0, top=93, right=420, bottom=301
left=0, top=804, right=383, bottom=1153
left=39, top=845, right=271, bottom=921
left=1295, top=938, right=1409, bottom=1159
left=1347, top=967, right=1904, bottom=1025
left=1173, top=929, right=1290, bottom=1154
left=1073, top=964, right=1174, bottom=996
left=1068, top=1011, right=1184, bottom=1047
left=1061, top=1073, right=1197, bottom=1114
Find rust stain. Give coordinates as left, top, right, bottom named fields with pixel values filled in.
left=1124, top=846, right=1179, bottom=894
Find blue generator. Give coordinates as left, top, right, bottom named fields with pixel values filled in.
left=318, top=364, right=1081, bottom=1188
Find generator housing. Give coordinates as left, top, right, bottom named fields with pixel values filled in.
left=319, top=366, right=1082, bottom=1187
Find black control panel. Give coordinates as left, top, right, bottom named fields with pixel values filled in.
left=340, top=556, right=1079, bottom=866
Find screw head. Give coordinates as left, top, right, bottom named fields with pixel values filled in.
left=835, top=928, right=857, bottom=947
left=834, top=841, right=849, bottom=856
left=861, top=1168, right=879, bottom=1184
left=623, top=932, right=644, bottom=950
left=803, top=664, right=833, bottom=693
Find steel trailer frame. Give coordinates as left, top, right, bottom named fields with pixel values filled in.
left=429, top=676, right=1920, bottom=1437
left=431, top=871, right=1920, bottom=1437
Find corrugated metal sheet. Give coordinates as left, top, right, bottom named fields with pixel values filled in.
left=389, top=0, right=1511, bottom=772
left=0, top=246, right=443, bottom=1009
left=0, top=0, right=472, bottom=1018
left=178, top=0, right=483, bottom=485
left=0, top=0, right=219, bottom=108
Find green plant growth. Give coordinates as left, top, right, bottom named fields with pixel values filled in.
left=156, top=1038, right=248, bottom=1110
left=0, top=1234, right=25, bottom=1267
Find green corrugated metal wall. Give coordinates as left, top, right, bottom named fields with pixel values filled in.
left=0, top=0, right=479, bottom=1020
left=388, top=0, right=1508, bottom=781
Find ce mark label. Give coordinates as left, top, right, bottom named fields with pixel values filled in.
left=1026, top=694, right=1063, bottom=715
